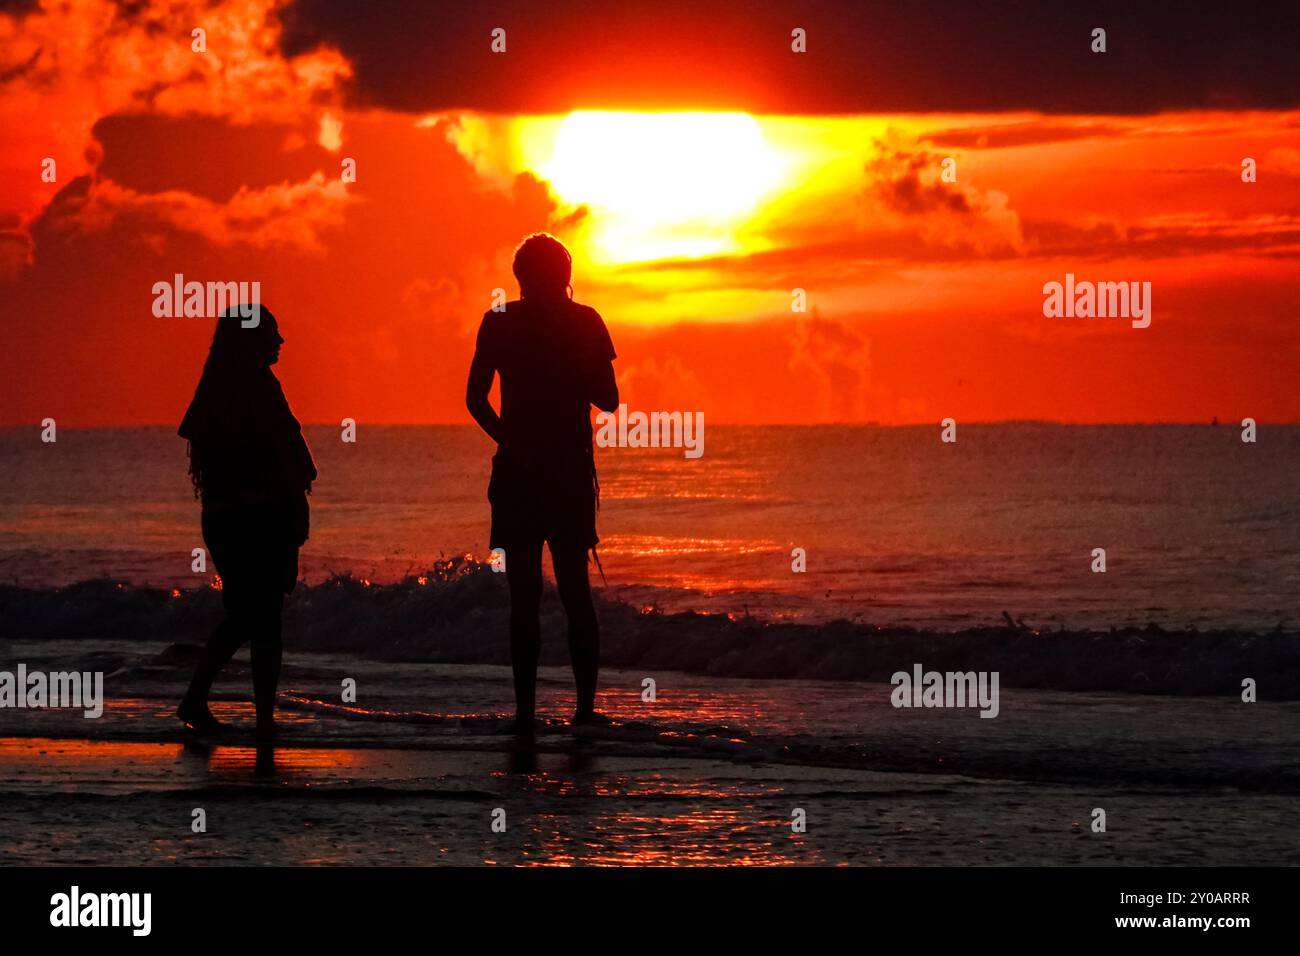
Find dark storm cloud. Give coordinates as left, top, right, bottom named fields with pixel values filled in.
left=279, top=0, right=1300, bottom=114
left=91, top=114, right=335, bottom=203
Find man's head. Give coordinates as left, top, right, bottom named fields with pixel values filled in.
left=512, top=233, right=572, bottom=300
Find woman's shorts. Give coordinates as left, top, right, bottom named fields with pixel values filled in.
left=201, top=506, right=300, bottom=612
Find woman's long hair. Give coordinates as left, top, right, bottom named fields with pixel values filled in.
left=179, top=305, right=280, bottom=498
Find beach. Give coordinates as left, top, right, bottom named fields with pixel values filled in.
left=1, top=638, right=1298, bottom=866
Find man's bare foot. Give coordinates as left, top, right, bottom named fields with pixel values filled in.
left=504, top=716, right=536, bottom=737
left=571, top=710, right=612, bottom=728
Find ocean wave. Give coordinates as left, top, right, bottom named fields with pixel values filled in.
left=3, top=556, right=1298, bottom=698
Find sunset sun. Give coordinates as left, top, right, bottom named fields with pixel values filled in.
left=532, top=111, right=787, bottom=263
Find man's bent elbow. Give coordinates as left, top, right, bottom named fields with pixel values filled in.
left=466, top=395, right=488, bottom=423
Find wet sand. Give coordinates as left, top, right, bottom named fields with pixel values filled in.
left=3, top=736, right=1299, bottom=866
left=0, top=641, right=1298, bottom=865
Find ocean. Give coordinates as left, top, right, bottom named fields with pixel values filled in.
left=2, top=423, right=1297, bottom=631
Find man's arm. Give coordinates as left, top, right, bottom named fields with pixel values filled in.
left=587, top=309, right=619, bottom=412
left=590, top=360, right=619, bottom=413
left=465, top=349, right=505, bottom=445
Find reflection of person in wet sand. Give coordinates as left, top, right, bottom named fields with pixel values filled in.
left=177, top=305, right=317, bottom=739
left=466, top=234, right=620, bottom=736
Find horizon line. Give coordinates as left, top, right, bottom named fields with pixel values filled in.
left=5, top=419, right=1295, bottom=430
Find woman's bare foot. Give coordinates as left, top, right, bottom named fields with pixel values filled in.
left=177, top=698, right=227, bottom=734
left=571, top=710, right=611, bottom=728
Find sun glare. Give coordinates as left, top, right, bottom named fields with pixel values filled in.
left=534, top=111, right=787, bottom=264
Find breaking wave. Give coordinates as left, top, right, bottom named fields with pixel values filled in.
left=3, top=555, right=1299, bottom=698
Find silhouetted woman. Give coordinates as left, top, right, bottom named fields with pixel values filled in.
left=466, top=234, right=619, bottom=734
left=177, top=305, right=316, bottom=738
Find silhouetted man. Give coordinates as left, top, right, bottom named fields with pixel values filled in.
left=466, top=234, right=619, bottom=734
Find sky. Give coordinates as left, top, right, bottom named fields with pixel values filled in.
left=1, top=0, right=1297, bottom=426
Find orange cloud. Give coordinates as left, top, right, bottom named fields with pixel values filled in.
left=42, top=172, right=354, bottom=253
left=788, top=310, right=872, bottom=421
left=0, top=0, right=350, bottom=273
